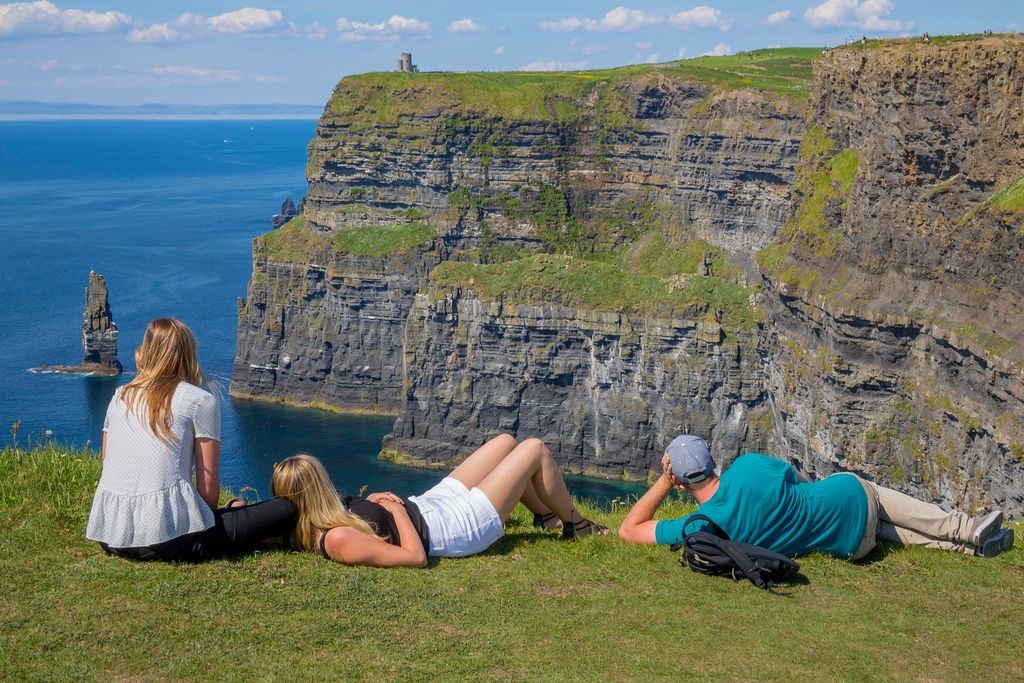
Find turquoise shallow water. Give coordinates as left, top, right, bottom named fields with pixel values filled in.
left=0, top=120, right=643, bottom=506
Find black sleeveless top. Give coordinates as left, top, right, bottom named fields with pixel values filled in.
left=319, top=496, right=430, bottom=558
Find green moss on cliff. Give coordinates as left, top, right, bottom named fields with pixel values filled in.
left=430, top=236, right=756, bottom=330
left=327, top=48, right=817, bottom=126
left=260, top=216, right=331, bottom=262
left=990, top=176, right=1024, bottom=214
left=258, top=217, right=436, bottom=262
left=957, top=175, right=1024, bottom=229
left=332, top=222, right=436, bottom=257
left=756, top=127, right=859, bottom=291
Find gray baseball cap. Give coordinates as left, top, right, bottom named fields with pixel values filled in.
left=667, top=435, right=714, bottom=484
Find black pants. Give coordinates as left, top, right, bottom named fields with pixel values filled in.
left=100, top=498, right=297, bottom=562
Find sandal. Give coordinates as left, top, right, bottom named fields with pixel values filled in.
left=532, top=511, right=563, bottom=530
left=562, top=517, right=611, bottom=540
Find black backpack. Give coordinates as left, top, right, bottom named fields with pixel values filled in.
left=671, top=514, right=800, bottom=591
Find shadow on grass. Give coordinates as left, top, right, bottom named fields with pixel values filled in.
left=854, top=541, right=904, bottom=564
left=420, top=528, right=560, bottom=567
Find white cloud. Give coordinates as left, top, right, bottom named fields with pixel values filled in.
left=644, top=53, right=659, bottom=63
left=539, top=6, right=659, bottom=32
left=804, top=0, right=909, bottom=32
left=700, top=42, right=731, bottom=56
left=635, top=40, right=652, bottom=49
left=128, top=23, right=179, bottom=43
left=539, top=17, right=595, bottom=32
left=148, top=65, right=278, bottom=83
left=447, top=18, right=484, bottom=33
left=129, top=8, right=295, bottom=44
left=569, top=37, right=579, bottom=46
left=581, top=43, right=608, bottom=55
left=519, top=59, right=589, bottom=71
left=149, top=65, right=240, bottom=81
left=761, top=10, right=792, bottom=27
left=677, top=47, right=687, bottom=59
left=493, top=45, right=506, bottom=55
left=305, top=21, right=327, bottom=41
left=208, top=8, right=288, bottom=34
left=336, top=14, right=430, bottom=42
left=668, top=6, right=733, bottom=31
left=599, top=6, right=659, bottom=31
left=0, top=0, right=131, bottom=38
left=3, top=55, right=60, bottom=71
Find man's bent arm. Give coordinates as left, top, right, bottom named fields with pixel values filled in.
left=618, top=474, right=674, bottom=544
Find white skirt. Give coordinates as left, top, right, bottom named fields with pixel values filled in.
left=408, top=478, right=504, bottom=557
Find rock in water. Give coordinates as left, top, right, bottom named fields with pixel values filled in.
left=82, top=271, right=122, bottom=374
left=271, top=197, right=298, bottom=228
left=35, top=272, right=123, bottom=375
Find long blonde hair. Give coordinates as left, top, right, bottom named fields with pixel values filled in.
left=121, top=318, right=206, bottom=444
left=271, top=454, right=382, bottom=551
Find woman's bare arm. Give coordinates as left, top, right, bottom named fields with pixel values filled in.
left=323, top=500, right=427, bottom=568
left=193, top=437, right=220, bottom=510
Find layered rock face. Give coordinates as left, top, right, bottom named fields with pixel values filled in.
left=304, top=70, right=805, bottom=253
left=231, top=225, right=441, bottom=411
left=383, top=292, right=769, bottom=477
left=759, top=38, right=1024, bottom=513
left=234, top=54, right=810, bottom=449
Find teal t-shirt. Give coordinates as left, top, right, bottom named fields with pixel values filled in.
left=655, top=453, right=869, bottom=558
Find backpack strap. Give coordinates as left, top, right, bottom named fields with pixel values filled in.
left=670, top=513, right=728, bottom=552
left=683, top=513, right=728, bottom=540
left=710, top=538, right=777, bottom=590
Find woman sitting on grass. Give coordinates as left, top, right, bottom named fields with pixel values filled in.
left=86, top=318, right=296, bottom=562
left=271, top=434, right=608, bottom=568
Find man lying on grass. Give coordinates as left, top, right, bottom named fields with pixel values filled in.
left=618, top=434, right=1014, bottom=560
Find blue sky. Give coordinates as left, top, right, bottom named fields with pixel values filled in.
left=1, top=1, right=1019, bottom=105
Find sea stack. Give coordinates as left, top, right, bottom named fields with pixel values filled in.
left=271, top=197, right=298, bottom=228
left=80, top=272, right=122, bottom=374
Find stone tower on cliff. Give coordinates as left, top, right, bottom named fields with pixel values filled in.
left=395, top=52, right=418, bottom=73
left=82, top=271, right=122, bottom=374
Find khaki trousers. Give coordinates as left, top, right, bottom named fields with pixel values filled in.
left=851, top=477, right=974, bottom=560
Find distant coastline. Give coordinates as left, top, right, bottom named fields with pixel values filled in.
left=0, top=100, right=321, bottom=120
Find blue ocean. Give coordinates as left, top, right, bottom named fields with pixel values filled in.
left=0, top=119, right=640, bottom=505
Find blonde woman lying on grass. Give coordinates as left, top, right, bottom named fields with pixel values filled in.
left=271, top=435, right=609, bottom=567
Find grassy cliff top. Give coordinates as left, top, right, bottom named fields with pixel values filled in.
left=430, top=236, right=758, bottom=330
left=4, top=444, right=1024, bottom=679
left=831, top=32, right=1024, bottom=51
left=259, top=216, right=437, bottom=261
left=326, top=47, right=819, bottom=123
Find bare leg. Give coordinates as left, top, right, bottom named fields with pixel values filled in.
left=448, top=434, right=518, bottom=489
left=448, top=434, right=558, bottom=521
left=475, top=438, right=583, bottom=524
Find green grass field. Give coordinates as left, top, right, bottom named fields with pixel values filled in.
left=328, top=48, right=819, bottom=126
left=3, top=444, right=1022, bottom=680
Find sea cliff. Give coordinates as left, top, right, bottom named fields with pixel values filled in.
left=758, top=37, right=1024, bottom=511
left=232, top=39, right=1024, bottom=511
